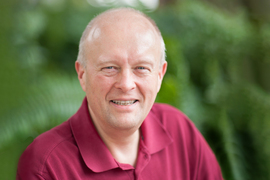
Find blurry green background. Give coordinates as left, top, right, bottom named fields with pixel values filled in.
left=1, top=0, right=270, bottom=179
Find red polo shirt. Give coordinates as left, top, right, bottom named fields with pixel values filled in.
left=17, top=98, right=223, bottom=180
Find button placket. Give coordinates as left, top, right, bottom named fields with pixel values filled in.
left=135, top=142, right=151, bottom=180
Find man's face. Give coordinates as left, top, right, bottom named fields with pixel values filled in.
left=76, top=18, right=167, bottom=132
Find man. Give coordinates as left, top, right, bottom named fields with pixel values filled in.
left=17, top=8, right=223, bottom=179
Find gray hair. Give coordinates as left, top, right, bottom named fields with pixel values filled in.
left=77, top=8, right=166, bottom=68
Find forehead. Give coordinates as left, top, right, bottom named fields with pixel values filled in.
left=83, top=11, right=161, bottom=64
left=86, top=9, right=159, bottom=43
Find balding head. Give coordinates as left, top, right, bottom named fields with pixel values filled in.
left=75, top=7, right=168, bottom=133
left=77, top=8, right=166, bottom=68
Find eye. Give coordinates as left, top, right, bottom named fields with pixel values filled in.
left=101, top=66, right=118, bottom=76
left=137, top=67, right=146, bottom=70
left=135, top=66, right=151, bottom=75
left=136, top=66, right=150, bottom=71
left=104, top=66, right=114, bottom=69
left=102, top=66, right=116, bottom=71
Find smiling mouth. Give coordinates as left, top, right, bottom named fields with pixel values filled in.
left=111, top=100, right=138, bottom=105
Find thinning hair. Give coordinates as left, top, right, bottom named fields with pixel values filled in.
left=76, top=7, right=166, bottom=68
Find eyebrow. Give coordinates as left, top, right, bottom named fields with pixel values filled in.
left=135, top=55, right=156, bottom=68
left=134, top=60, right=155, bottom=69
left=96, top=59, right=117, bottom=67
left=96, top=55, right=156, bottom=67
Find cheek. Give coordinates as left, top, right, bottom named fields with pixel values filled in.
left=157, top=75, right=162, bottom=92
left=86, top=74, right=114, bottom=96
left=138, top=75, right=159, bottom=96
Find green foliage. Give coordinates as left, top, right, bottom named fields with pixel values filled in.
left=1, top=0, right=270, bottom=179
left=0, top=73, right=85, bottom=179
left=154, top=1, right=270, bottom=179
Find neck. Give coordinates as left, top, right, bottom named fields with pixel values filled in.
left=94, top=124, right=141, bottom=167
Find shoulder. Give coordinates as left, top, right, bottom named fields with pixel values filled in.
left=17, top=120, right=74, bottom=179
left=29, top=120, right=73, bottom=156
left=150, top=103, right=203, bottom=156
left=150, top=103, right=223, bottom=179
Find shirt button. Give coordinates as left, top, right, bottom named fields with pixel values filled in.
left=144, top=154, right=148, bottom=159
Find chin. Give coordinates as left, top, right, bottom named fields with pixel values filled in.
left=109, top=117, right=141, bottom=130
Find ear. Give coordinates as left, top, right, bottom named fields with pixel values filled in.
left=157, top=61, right=167, bottom=92
left=75, top=61, right=86, bottom=92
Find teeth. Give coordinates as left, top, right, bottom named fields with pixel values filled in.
left=112, top=100, right=136, bottom=105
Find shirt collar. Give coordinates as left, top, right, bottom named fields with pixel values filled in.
left=70, top=97, right=173, bottom=172
left=140, top=105, right=173, bottom=154
left=70, top=98, right=118, bottom=172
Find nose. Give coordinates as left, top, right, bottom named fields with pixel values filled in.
left=114, top=69, right=136, bottom=92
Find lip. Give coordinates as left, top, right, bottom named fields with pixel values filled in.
left=110, top=98, right=138, bottom=101
left=109, top=99, right=139, bottom=111
left=111, top=100, right=137, bottom=105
